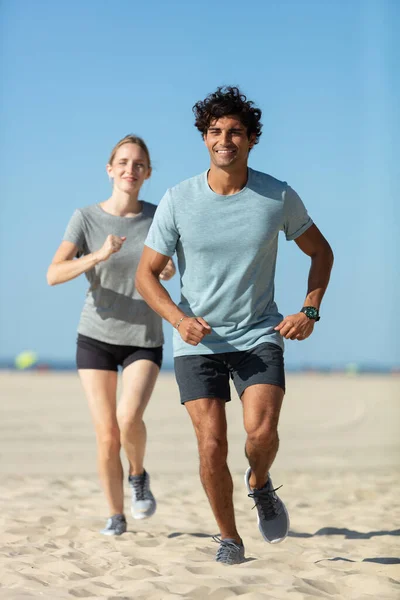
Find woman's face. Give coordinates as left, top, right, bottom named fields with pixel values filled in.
left=107, top=143, right=151, bottom=194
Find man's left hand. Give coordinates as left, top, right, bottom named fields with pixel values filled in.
left=274, top=312, right=315, bottom=341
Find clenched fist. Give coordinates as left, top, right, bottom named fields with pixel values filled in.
left=96, top=235, right=126, bottom=262
left=159, top=258, right=176, bottom=281
left=177, top=316, right=211, bottom=346
left=274, top=312, right=315, bottom=341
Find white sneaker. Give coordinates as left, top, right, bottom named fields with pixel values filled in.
left=128, top=470, right=156, bottom=520
left=100, top=513, right=127, bottom=536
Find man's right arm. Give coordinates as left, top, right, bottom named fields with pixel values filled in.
left=136, top=246, right=211, bottom=346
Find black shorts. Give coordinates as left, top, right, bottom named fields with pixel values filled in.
left=76, top=334, right=163, bottom=371
left=174, top=342, right=285, bottom=404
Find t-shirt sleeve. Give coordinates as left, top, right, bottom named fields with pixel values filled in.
left=145, top=190, right=179, bottom=257
left=63, top=209, right=86, bottom=252
left=282, top=186, right=313, bottom=241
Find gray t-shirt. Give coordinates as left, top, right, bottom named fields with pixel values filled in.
left=63, top=202, right=164, bottom=347
left=145, top=167, right=312, bottom=357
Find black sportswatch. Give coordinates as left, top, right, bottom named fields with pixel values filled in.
left=300, top=306, right=320, bottom=321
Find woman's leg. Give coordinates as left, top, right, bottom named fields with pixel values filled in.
left=117, top=359, right=160, bottom=476
left=78, top=369, right=123, bottom=515
left=117, top=359, right=160, bottom=519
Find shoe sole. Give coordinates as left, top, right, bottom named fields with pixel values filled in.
left=244, top=468, right=290, bottom=544
left=131, top=501, right=157, bottom=520
left=216, top=559, right=245, bottom=565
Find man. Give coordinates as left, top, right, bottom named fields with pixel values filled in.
left=136, top=86, right=334, bottom=564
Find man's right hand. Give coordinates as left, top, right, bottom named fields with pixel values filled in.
left=96, top=235, right=126, bottom=262
left=177, top=317, right=211, bottom=346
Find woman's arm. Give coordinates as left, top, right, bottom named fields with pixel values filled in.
left=47, top=235, right=126, bottom=286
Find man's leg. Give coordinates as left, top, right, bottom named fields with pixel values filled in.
left=242, top=383, right=284, bottom=489
left=185, top=398, right=241, bottom=544
left=241, top=383, right=289, bottom=543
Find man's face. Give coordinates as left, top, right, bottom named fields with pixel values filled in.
left=203, top=115, right=255, bottom=169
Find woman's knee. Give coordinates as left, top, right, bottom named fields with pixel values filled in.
left=96, top=426, right=121, bottom=457
left=117, top=409, right=143, bottom=440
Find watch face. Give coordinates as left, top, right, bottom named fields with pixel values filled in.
left=304, top=307, right=318, bottom=319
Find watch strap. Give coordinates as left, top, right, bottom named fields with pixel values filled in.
left=300, top=306, right=320, bottom=321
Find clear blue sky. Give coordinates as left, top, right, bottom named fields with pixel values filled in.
left=0, top=0, right=398, bottom=368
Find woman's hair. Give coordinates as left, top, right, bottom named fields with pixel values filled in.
left=108, top=135, right=151, bottom=167
left=193, top=86, right=263, bottom=145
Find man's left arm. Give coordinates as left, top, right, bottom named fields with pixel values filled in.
left=274, top=224, right=334, bottom=341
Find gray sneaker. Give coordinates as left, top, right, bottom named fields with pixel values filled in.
left=100, top=513, right=127, bottom=536
left=245, top=468, right=289, bottom=544
left=128, top=470, right=156, bottom=520
left=213, top=535, right=245, bottom=565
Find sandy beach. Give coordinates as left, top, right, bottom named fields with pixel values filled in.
left=0, top=371, right=399, bottom=599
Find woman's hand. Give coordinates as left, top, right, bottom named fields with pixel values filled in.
left=96, top=235, right=126, bottom=262
left=159, top=258, right=176, bottom=281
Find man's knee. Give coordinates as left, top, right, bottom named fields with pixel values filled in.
left=198, top=435, right=228, bottom=468
left=246, top=422, right=279, bottom=449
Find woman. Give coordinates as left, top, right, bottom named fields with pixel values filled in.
left=47, top=135, right=175, bottom=535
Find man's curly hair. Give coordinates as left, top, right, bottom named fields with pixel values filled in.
left=193, top=86, right=262, bottom=145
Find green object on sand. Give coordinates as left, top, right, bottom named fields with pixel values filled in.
left=15, top=350, right=38, bottom=370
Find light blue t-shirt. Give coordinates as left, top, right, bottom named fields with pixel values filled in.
left=145, top=167, right=313, bottom=357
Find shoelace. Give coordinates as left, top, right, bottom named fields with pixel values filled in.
left=248, top=484, right=283, bottom=520
left=130, top=473, right=147, bottom=501
left=212, top=535, right=242, bottom=563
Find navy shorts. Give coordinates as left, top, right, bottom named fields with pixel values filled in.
left=174, top=342, right=285, bottom=404
left=76, top=334, right=163, bottom=371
